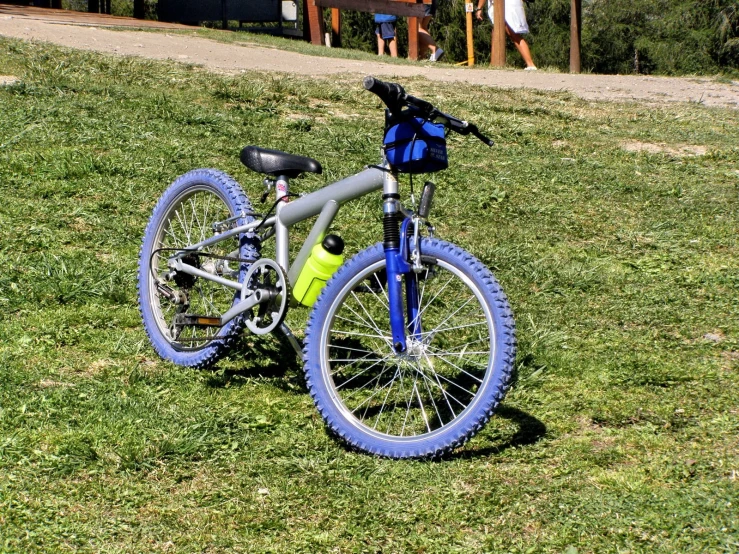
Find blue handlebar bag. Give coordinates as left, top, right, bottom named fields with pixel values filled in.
left=383, top=118, right=448, bottom=174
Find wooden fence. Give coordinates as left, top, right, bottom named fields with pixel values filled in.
left=305, top=0, right=431, bottom=60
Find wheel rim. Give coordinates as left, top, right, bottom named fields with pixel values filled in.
left=320, top=256, right=496, bottom=441
left=148, top=185, right=242, bottom=350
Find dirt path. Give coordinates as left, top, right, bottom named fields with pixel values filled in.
left=2, top=5, right=739, bottom=109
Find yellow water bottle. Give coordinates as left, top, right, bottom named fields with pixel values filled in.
left=293, top=235, right=345, bottom=307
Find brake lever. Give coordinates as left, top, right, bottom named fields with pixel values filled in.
left=403, top=97, right=496, bottom=147
left=449, top=119, right=494, bottom=147
left=471, top=126, right=494, bottom=147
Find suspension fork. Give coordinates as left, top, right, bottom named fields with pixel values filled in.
left=383, top=200, right=421, bottom=354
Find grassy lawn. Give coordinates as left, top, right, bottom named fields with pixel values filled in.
left=1, top=37, right=738, bottom=552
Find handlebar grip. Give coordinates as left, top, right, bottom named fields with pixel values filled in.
left=363, top=76, right=405, bottom=112
left=473, top=129, right=495, bottom=147
left=463, top=121, right=494, bottom=147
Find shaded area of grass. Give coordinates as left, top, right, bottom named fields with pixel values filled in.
left=1, top=37, right=738, bottom=552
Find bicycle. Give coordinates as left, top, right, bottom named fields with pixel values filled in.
left=138, top=76, right=516, bottom=459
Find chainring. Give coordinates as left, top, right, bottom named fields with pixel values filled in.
left=242, top=258, right=289, bottom=335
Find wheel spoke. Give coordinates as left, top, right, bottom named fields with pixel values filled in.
left=329, top=326, right=391, bottom=342
left=421, top=351, right=458, bottom=418
left=346, top=293, right=388, bottom=341
left=329, top=348, right=384, bottom=375
left=414, top=380, right=431, bottom=434
left=420, top=361, right=480, bottom=398
left=409, top=274, right=455, bottom=329
left=420, top=294, right=476, bottom=341
left=426, top=350, right=485, bottom=384
left=369, top=272, right=390, bottom=308
left=328, top=343, right=378, bottom=355
left=333, top=352, right=394, bottom=389
left=414, top=360, right=467, bottom=411
left=373, top=366, right=401, bottom=430
left=420, top=320, right=488, bottom=337
left=418, top=361, right=444, bottom=427
left=348, top=365, right=397, bottom=413
left=401, top=371, right=419, bottom=437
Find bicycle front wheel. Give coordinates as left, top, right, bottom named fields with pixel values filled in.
left=303, top=239, right=516, bottom=459
left=138, top=169, right=261, bottom=368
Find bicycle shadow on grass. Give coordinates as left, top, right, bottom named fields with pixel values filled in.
left=442, top=405, right=547, bottom=461
left=204, top=334, right=305, bottom=394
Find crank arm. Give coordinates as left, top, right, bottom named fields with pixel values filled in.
left=174, top=288, right=275, bottom=329
left=220, top=289, right=272, bottom=326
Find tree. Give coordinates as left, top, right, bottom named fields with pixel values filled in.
left=327, top=0, right=738, bottom=74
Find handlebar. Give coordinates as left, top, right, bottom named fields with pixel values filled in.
left=362, top=75, right=406, bottom=113
left=363, top=75, right=493, bottom=147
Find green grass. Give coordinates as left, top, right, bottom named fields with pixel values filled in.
left=1, top=37, right=738, bottom=553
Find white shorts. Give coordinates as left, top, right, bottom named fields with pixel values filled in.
left=487, top=0, right=529, bottom=35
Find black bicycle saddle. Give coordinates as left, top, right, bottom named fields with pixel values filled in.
left=240, top=146, right=322, bottom=178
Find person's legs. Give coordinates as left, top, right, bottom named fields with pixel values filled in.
left=506, top=25, right=536, bottom=68
left=418, top=15, right=437, bottom=58
left=376, top=31, right=385, bottom=56
left=377, top=22, right=397, bottom=57
left=388, top=35, right=398, bottom=57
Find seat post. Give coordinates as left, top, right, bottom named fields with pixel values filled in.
left=275, top=174, right=290, bottom=273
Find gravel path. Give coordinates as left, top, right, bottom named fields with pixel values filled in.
left=2, top=6, right=739, bottom=108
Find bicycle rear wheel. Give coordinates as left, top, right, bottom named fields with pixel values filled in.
left=138, top=169, right=260, bottom=368
left=303, top=239, right=516, bottom=459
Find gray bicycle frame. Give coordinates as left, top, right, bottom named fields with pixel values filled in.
left=169, top=163, right=400, bottom=325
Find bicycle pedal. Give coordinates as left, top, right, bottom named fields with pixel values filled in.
left=173, top=314, right=223, bottom=328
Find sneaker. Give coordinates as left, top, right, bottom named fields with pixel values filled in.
left=524, top=65, right=538, bottom=71
left=431, top=48, right=445, bottom=62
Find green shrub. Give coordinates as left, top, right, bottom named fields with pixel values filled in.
left=331, top=0, right=739, bottom=75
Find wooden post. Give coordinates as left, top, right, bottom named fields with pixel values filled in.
left=465, top=3, right=475, bottom=66
left=307, top=2, right=325, bottom=45
left=133, top=0, right=145, bottom=19
left=331, top=8, right=341, bottom=47
left=303, top=0, right=311, bottom=38
left=408, top=16, right=419, bottom=60
left=491, top=0, right=506, bottom=67
left=570, top=0, right=582, bottom=73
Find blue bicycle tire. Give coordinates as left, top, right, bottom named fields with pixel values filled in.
left=303, top=239, right=516, bottom=459
left=138, top=169, right=260, bottom=368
